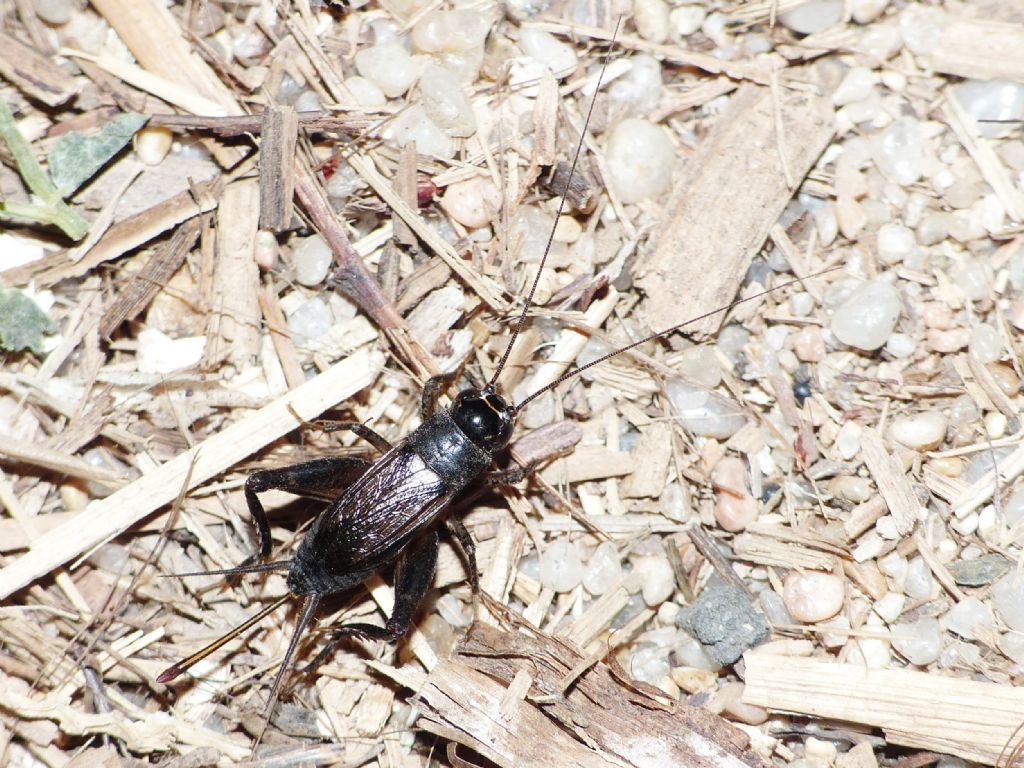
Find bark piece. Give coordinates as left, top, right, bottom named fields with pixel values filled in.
left=637, top=83, right=833, bottom=337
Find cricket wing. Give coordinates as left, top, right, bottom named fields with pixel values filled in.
left=316, top=447, right=451, bottom=570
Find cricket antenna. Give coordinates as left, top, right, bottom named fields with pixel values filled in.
left=161, top=560, right=292, bottom=579
left=157, top=594, right=291, bottom=683
left=512, top=268, right=842, bottom=412
left=487, top=17, right=623, bottom=389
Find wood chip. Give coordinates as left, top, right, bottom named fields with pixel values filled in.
left=638, top=83, right=834, bottom=337
left=258, top=105, right=299, bottom=233
left=922, top=11, right=1024, bottom=83
left=743, top=652, right=1024, bottom=765
left=0, top=31, right=78, bottom=106
left=859, top=429, right=920, bottom=535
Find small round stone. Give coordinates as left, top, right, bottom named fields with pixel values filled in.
left=419, top=65, right=476, bottom=137
left=968, top=323, right=1001, bottom=363
left=711, top=457, right=758, bottom=533
left=35, top=0, right=73, bottom=25
left=292, top=234, right=333, bottom=286
left=355, top=43, right=421, bottom=98
left=342, top=76, right=387, bottom=108
left=633, top=555, right=676, bottom=607
left=440, top=177, right=501, bottom=229
left=833, top=66, right=876, bottom=107
left=792, top=326, right=826, bottom=362
left=583, top=541, right=622, bottom=595
left=670, top=5, right=706, bottom=37
left=992, top=573, right=1024, bottom=631
left=829, top=475, right=872, bottom=503
left=135, top=126, right=174, bottom=166
left=633, top=0, right=670, bottom=44
left=876, top=222, right=914, bottom=263
left=873, top=117, right=924, bottom=187
left=287, top=297, right=332, bottom=343
left=887, top=412, right=947, bottom=451
left=782, top=571, right=844, bottom=622
left=830, top=280, right=902, bottom=351
left=539, top=540, right=583, bottom=593
left=605, top=118, right=674, bottom=204
left=666, top=378, right=747, bottom=439
left=779, top=0, right=843, bottom=34
left=519, top=28, right=577, bottom=75
left=942, top=596, right=993, bottom=640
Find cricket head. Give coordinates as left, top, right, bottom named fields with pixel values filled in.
left=452, top=387, right=515, bottom=451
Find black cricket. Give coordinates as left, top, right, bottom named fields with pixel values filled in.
left=156, top=26, right=825, bottom=716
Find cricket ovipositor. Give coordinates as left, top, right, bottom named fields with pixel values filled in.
left=156, top=28, right=832, bottom=719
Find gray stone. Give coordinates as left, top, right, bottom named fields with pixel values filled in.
left=675, top=584, right=770, bottom=665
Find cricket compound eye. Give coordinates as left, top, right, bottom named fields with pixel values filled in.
left=452, top=388, right=515, bottom=450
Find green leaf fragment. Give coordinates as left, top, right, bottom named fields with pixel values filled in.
left=0, top=288, right=55, bottom=355
left=48, top=113, right=149, bottom=196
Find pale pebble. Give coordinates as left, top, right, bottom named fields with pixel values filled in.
left=887, top=412, right=947, bottom=451
left=873, top=117, right=924, bottom=187
left=899, top=6, right=946, bottom=55
left=835, top=421, right=862, bottom=460
left=287, top=297, right=333, bottom=343
left=254, top=230, right=278, bottom=271
left=831, top=280, right=902, bottom=351
left=355, top=43, right=421, bottom=98
left=952, top=258, right=991, bottom=301
left=926, top=328, right=970, bottom=354
left=385, top=104, right=453, bottom=159
left=670, top=5, right=705, bottom=37
left=986, top=412, right=1008, bottom=440
left=858, top=616, right=892, bottom=668
left=633, top=0, right=670, bottom=44
left=783, top=571, right=844, bottom=622
left=836, top=197, right=867, bottom=240
left=829, top=475, right=872, bottom=503
left=440, top=177, right=501, bottom=229
left=820, top=614, right=850, bottom=648
left=292, top=234, right=333, bottom=286
left=420, top=65, right=476, bottom=137
left=605, top=118, right=674, bottom=204
left=634, top=555, right=676, bottom=607
left=665, top=378, right=746, bottom=439
left=851, top=0, right=889, bottom=24
left=583, top=541, right=623, bottom=595
left=630, top=645, right=670, bottom=684
left=711, top=457, right=758, bottom=533
left=833, top=67, right=876, bottom=107
left=293, top=90, right=322, bottom=113
left=916, top=210, right=950, bottom=245
left=716, top=682, right=768, bottom=725
left=992, top=573, right=1024, bottom=631
left=539, top=540, right=583, bottom=593
left=928, top=456, right=963, bottom=478
left=805, top=737, right=838, bottom=766
left=885, top=332, right=916, bottom=359
left=342, top=76, right=387, bottom=108
left=953, top=80, right=1024, bottom=139
left=35, top=0, right=73, bottom=25
left=519, top=28, right=576, bottom=76
left=891, top=617, right=942, bottom=665
left=941, top=596, right=993, bottom=640
left=608, top=55, right=663, bottom=115
left=412, top=10, right=489, bottom=54
left=136, top=329, right=206, bottom=374
left=135, top=126, right=174, bottom=165
left=779, top=0, right=843, bottom=34
left=792, top=326, right=826, bottom=362
left=876, top=222, right=914, bottom=263
left=872, top=592, right=905, bottom=623
left=859, top=24, right=903, bottom=62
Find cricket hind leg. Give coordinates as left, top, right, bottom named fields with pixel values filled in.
left=445, top=517, right=479, bottom=593
left=243, top=456, right=372, bottom=563
left=421, top=371, right=460, bottom=420
left=300, top=529, right=440, bottom=674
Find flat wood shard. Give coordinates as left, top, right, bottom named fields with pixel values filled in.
left=637, top=82, right=834, bottom=338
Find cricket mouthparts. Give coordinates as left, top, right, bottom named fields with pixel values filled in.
left=156, top=665, right=182, bottom=683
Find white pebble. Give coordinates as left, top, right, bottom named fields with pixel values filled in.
left=254, top=230, right=278, bottom=271
left=137, top=329, right=206, bottom=374
left=783, top=571, right=845, bottom=622
left=953, top=80, right=1024, bottom=139
left=992, top=573, right=1024, bottom=631
left=605, top=118, right=674, bottom=204
left=885, top=332, right=916, bottom=358
left=608, top=55, right=663, bottom=115
left=952, top=258, right=991, bottom=301
left=968, top=324, right=1002, bottom=364
left=830, top=280, right=902, bottom=351
left=420, top=65, right=476, bottom=137
left=35, top=0, right=73, bottom=25
left=834, top=424, right=862, bottom=462
left=630, top=645, right=670, bottom=683
left=859, top=24, right=903, bottom=62
left=293, top=90, right=322, bottom=113
left=633, top=0, right=670, bottom=44
left=633, top=555, right=676, bottom=607
left=941, top=596, right=993, bottom=640
left=872, top=592, right=905, bottom=623
left=805, top=737, right=838, bottom=765
left=292, top=234, right=333, bottom=286
left=287, top=296, right=333, bottom=344
left=899, top=6, right=946, bottom=55
left=342, top=77, right=387, bottom=108
left=584, top=542, right=623, bottom=595
left=355, top=43, right=421, bottom=98
left=539, top=540, right=583, bottom=593
left=833, top=67, right=876, bottom=107
left=876, top=222, right=914, bottom=263
left=873, top=117, right=925, bottom=186
left=412, top=10, right=489, bottom=54
left=519, top=28, right=577, bottom=76
left=670, top=5, right=706, bottom=37
left=851, top=0, right=889, bottom=24
left=665, top=378, right=746, bottom=439
left=916, top=210, right=949, bottom=246
left=135, top=126, right=174, bottom=166
left=887, top=412, right=947, bottom=451
left=829, top=475, right=872, bottom=503
left=385, top=104, right=453, bottom=159
left=779, top=0, right=843, bottom=34
left=858, top=615, right=892, bottom=668
left=440, top=177, right=501, bottom=229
